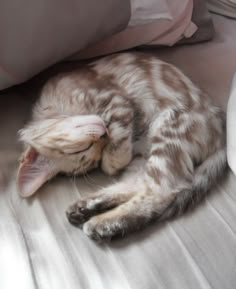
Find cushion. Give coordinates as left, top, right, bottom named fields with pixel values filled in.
left=0, top=0, right=215, bottom=91
left=72, top=0, right=198, bottom=60
left=72, top=0, right=214, bottom=60
left=227, top=73, right=236, bottom=175
left=0, top=0, right=130, bottom=90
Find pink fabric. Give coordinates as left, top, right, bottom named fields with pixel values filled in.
left=129, top=0, right=171, bottom=27
left=149, top=1, right=197, bottom=45
left=73, top=0, right=196, bottom=60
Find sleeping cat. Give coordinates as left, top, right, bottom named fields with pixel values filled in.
left=17, top=53, right=227, bottom=240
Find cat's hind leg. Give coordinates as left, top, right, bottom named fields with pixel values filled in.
left=67, top=168, right=176, bottom=240
left=66, top=181, right=137, bottom=227
left=66, top=157, right=144, bottom=226
left=81, top=188, right=175, bottom=241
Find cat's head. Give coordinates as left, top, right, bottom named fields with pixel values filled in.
left=17, top=115, right=108, bottom=197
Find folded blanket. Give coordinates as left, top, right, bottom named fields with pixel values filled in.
left=227, top=73, right=236, bottom=175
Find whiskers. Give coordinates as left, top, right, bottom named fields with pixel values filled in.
left=82, top=170, right=97, bottom=186
left=68, top=166, right=98, bottom=190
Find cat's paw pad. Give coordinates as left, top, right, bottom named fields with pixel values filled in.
left=66, top=201, right=91, bottom=226
left=83, top=218, right=123, bottom=241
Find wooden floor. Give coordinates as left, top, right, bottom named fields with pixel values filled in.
left=1, top=168, right=236, bottom=289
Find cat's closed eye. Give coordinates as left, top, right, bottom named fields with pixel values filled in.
left=68, top=142, right=93, bottom=155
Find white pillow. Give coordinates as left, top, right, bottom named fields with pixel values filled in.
left=227, top=73, right=236, bottom=175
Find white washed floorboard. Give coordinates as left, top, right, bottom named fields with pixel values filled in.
left=0, top=190, right=36, bottom=289
left=2, top=169, right=236, bottom=289
left=2, top=169, right=235, bottom=289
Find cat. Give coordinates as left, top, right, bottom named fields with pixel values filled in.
left=17, top=52, right=227, bottom=241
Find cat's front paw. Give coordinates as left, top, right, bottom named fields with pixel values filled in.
left=83, top=217, right=123, bottom=241
left=101, top=145, right=132, bottom=176
left=101, top=152, right=121, bottom=175
left=66, top=194, right=108, bottom=226
left=66, top=201, right=92, bottom=226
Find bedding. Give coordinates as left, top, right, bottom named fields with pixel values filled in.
left=0, top=0, right=131, bottom=90
left=0, top=0, right=214, bottom=90
left=73, top=0, right=214, bottom=60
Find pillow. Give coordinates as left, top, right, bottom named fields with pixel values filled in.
left=0, top=0, right=215, bottom=90
left=73, top=0, right=214, bottom=60
left=227, top=73, right=236, bottom=175
left=73, top=0, right=197, bottom=60
left=0, top=0, right=130, bottom=90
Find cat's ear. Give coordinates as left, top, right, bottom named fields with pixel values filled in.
left=17, top=147, right=57, bottom=197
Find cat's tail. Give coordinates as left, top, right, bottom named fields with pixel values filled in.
left=159, top=148, right=228, bottom=220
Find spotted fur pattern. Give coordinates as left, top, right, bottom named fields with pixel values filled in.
left=18, top=53, right=227, bottom=240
